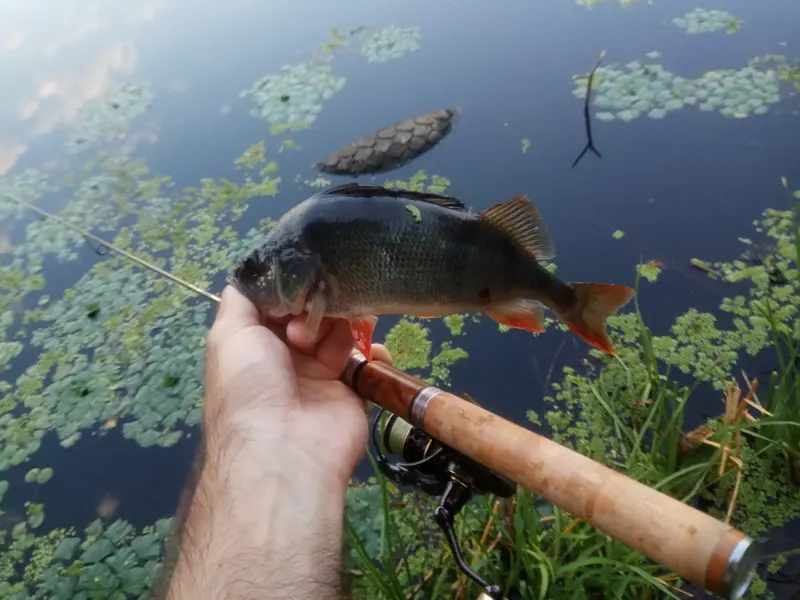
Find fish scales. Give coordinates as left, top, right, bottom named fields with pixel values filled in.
left=294, top=195, right=541, bottom=315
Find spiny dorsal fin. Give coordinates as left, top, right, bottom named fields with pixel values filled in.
left=479, top=195, right=555, bottom=260
left=323, top=183, right=468, bottom=212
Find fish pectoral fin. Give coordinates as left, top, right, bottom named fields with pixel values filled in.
left=487, top=299, right=546, bottom=333
left=351, top=316, right=378, bottom=361
left=479, top=195, right=555, bottom=260
left=304, top=289, right=327, bottom=342
left=562, top=283, right=635, bottom=355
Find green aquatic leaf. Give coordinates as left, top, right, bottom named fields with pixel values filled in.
left=636, top=261, right=662, bottom=283
left=443, top=314, right=466, bottom=336
left=77, top=562, right=120, bottom=594
left=154, top=517, right=175, bottom=540
left=119, top=566, right=149, bottom=595
left=234, top=141, right=266, bottom=169
left=80, top=538, right=116, bottom=563
left=84, top=519, right=104, bottom=538
left=521, top=138, right=531, bottom=154
left=51, top=537, right=82, bottom=561
left=130, top=533, right=162, bottom=560
left=613, top=229, right=625, bottom=239
left=404, top=204, right=422, bottom=223
left=359, top=25, right=421, bottom=63
left=24, top=468, right=40, bottom=483
left=384, top=319, right=431, bottom=371
left=85, top=303, right=100, bottom=320
left=36, top=467, right=53, bottom=484
left=25, top=502, right=44, bottom=528
left=103, top=519, right=134, bottom=545
left=241, top=61, right=346, bottom=130
left=429, top=342, right=468, bottom=386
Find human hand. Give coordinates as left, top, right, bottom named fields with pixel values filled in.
left=203, top=284, right=392, bottom=494
left=167, top=285, right=392, bottom=599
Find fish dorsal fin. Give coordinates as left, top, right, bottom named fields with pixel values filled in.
left=322, top=183, right=468, bottom=212
left=479, top=195, right=555, bottom=260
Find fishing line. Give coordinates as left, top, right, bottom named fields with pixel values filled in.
left=6, top=197, right=221, bottom=304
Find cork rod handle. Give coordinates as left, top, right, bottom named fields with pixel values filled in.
left=345, top=355, right=756, bottom=599
left=422, top=389, right=752, bottom=597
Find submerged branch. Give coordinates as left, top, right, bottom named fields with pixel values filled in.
left=571, top=50, right=606, bottom=169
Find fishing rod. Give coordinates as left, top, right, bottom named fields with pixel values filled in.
left=343, top=352, right=759, bottom=600
left=8, top=197, right=759, bottom=599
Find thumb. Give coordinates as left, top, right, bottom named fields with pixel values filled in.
left=209, top=285, right=262, bottom=345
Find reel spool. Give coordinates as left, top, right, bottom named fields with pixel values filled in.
left=370, top=409, right=516, bottom=599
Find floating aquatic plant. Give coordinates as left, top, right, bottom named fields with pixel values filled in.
left=358, top=26, right=421, bottom=63
left=0, top=142, right=283, bottom=463
left=23, top=467, right=53, bottom=485
left=672, top=9, right=743, bottom=35
left=239, top=59, right=346, bottom=131
left=0, top=516, right=175, bottom=599
left=750, top=54, right=800, bottom=93
left=0, top=170, right=50, bottom=225
left=384, top=168, right=451, bottom=195
left=301, top=175, right=332, bottom=189
left=636, top=260, right=663, bottom=282
left=68, top=83, right=154, bottom=154
left=575, top=54, right=782, bottom=122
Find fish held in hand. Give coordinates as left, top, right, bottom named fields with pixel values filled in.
left=227, top=183, right=634, bottom=360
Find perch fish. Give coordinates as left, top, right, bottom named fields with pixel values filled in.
left=316, top=108, right=458, bottom=176
left=228, top=183, right=635, bottom=360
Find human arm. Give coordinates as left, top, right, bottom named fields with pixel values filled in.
left=161, top=285, right=391, bottom=600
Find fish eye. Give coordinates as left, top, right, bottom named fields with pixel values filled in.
left=235, top=251, right=265, bottom=286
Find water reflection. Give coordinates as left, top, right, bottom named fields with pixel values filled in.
left=0, top=0, right=167, bottom=173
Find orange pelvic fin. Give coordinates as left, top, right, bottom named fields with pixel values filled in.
left=351, top=316, right=378, bottom=361
left=487, top=299, right=545, bottom=333
left=564, top=283, right=635, bottom=355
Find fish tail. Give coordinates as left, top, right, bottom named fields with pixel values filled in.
left=561, top=283, right=635, bottom=355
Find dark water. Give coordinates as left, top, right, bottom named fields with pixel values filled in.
left=2, top=0, right=800, bottom=593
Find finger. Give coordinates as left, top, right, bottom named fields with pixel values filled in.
left=209, top=285, right=262, bottom=344
left=286, top=315, right=334, bottom=353
left=370, top=343, right=393, bottom=366
left=312, top=318, right=357, bottom=376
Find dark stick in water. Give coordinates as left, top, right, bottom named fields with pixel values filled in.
left=571, top=50, right=606, bottom=169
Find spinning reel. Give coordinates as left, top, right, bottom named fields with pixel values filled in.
left=370, top=408, right=517, bottom=600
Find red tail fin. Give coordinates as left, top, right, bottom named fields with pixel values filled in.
left=351, top=317, right=378, bottom=361
left=564, top=283, right=634, bottom=355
